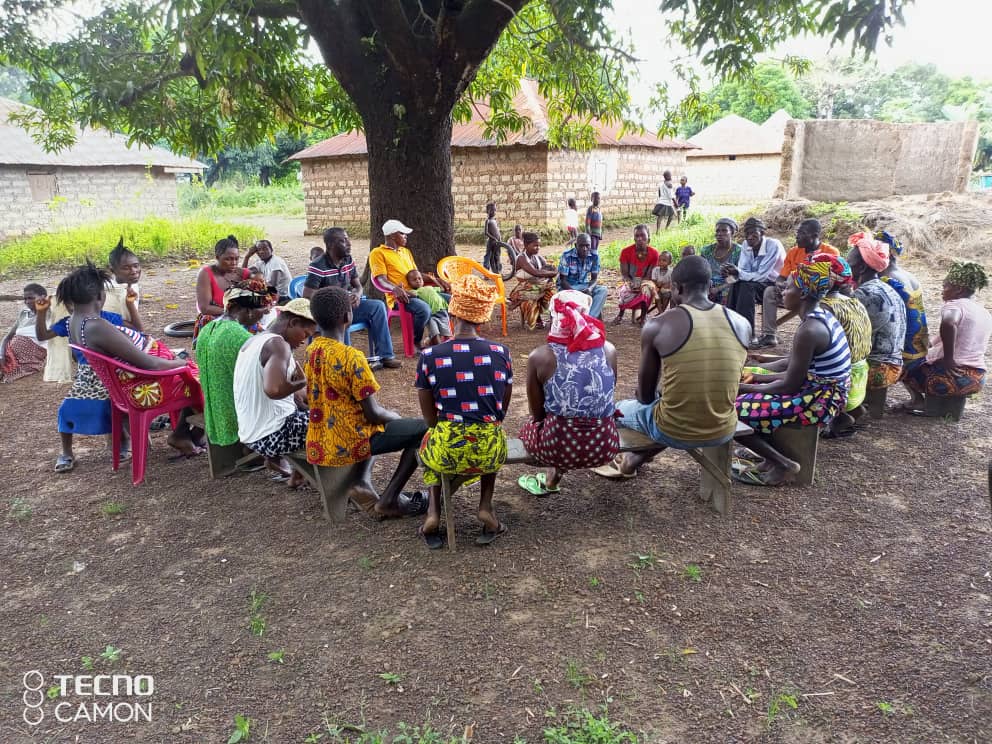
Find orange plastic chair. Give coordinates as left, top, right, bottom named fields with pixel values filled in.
left=436, top=256, right=508, bottom=337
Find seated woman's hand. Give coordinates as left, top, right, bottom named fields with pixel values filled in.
left=740, top=371, right=755, bottom=384
left=125, top=286, right=139, bottom=304
left=35, top=297, right=51, bottom=312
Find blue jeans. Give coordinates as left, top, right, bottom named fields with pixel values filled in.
left=400, top=293, right=451, bottom=344
left=563, top=282, right=608, bottom=319
left=345, top=298, right=395, bottom=361
left=616, top=399, right=735, bottom=450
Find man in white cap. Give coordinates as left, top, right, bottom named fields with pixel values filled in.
left=370, top=219, right=450, bottom=348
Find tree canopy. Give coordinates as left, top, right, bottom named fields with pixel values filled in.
left=0, top=0, right=913, bottom=265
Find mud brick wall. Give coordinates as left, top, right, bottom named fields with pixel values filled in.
left=777, top=119, right=979, bottom=201
left=685, top=154, right=782, bottom=204
left=300, top=145, right=691, bottom=234
left=0, top=166, right=179, bottom=241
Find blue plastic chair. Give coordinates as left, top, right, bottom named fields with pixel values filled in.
left=289, top=275, right=307, bottom=299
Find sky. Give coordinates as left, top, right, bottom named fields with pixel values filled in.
left=609, top=0, right=992, bottom=110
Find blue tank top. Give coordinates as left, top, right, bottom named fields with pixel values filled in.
left=807, top=307, right=852, bottom=380
left=544, top=343, right=616, bottom=418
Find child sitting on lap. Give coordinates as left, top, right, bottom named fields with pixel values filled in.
left=407, top=269, right=451, bottom=346
left=650, top=251, right=674, bottom=315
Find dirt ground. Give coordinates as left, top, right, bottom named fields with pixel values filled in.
left=1, top=212, right=990, bottom=743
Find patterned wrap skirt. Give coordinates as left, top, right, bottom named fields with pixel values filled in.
left=617, top=280, right=658, bottom=311
left=867, top=361, right=902, bottom=390
left=737, top=373, right=850, bottom=433
left=519, top=413, right=620, bottom=473
left=904, top=362, right=985, bottom=398
left=508, top=278, right=555, bottom=330
left=419, top=421, right=507, bottom=487
left=1, top=336, right=46, bottom=383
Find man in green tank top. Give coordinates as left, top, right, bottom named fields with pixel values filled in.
left=594, top=256, right=751, bottom=478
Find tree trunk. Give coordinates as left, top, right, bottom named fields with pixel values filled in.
left=364, top=112, right=455, bottom=272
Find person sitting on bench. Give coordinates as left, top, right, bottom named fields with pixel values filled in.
left=593, top=255, right=751, bottom=480
left=234, top=299, right=316, bottom=489
left=517, top=290, right=619, bottom=496
left=304, top=287, right=429, bottom=518
left=903, top=261, right=990, bottom=410
left=848, top=233, right=906, bottom=398
left=416, top=275, right=512, bottom=549
left=735, top=262, right=852, bottom=485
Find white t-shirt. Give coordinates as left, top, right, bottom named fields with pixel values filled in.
left=234, top=332, right=297, bottom=443
left=564, top=208, right=579, bottom=230
left=14, top=308, right=46, bottom=347
left=656, top=181, right=676, bottom=207
left=252, top=255, right=292, bottom=298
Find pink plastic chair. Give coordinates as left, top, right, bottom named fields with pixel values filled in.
left=370, top=274, right=417, bottom=357
left=70, top=344, right=203, bottom=486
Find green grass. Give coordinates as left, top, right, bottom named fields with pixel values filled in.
left=179, top=181, right=305, bottom=218
left=0, top=216, right=261, bottom=274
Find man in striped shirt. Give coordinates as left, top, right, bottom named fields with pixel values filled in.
left=303, top=227, right=401, bottom=370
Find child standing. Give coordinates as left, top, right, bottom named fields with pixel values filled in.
left=407, top=270, right=451, bottom=346
left=585, top=191, right=604, bottom=253
left=650, top=251, right=674, bottom=315
left=563, top=198, right=579, bottom=244
left=674, top=177, right=695, bottom=222
left=0, top=283, right=48, bottom=383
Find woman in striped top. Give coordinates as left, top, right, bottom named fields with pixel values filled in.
left=735, top=261, right=852, bottom=485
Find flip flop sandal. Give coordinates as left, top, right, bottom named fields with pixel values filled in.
left=732, top=467, right=768, bottom=486
left=54, top=454, right=75, bottom=473
left=119, top=448, right=132, bottom=463
left=418, top=525, right=445, bottom=550
left=398, top=490, right=429, bottom=517
left=517, top=473, right=560, bottom=496
left=732, top=457, right=761, bottom=476
left=270, top=473, right=291, bottom=483
left=591, top=456, right=636, bottom=480
left=150, top=414, right=172, bottom=431
left=475, top=522, right=507, bottom=546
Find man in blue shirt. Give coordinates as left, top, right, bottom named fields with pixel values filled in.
left=558, top=233, right=608, bottom=319
left=725, top=217, right=785, bottom=339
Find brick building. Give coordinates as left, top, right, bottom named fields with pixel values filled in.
left=289, top=80, right=695, bottom=233
left=0, top=98, right=204, bottom=241
left=686, top=111, right=790, bottom=204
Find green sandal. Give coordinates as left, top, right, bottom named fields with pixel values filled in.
left=517, top=473, right=560, bottom=496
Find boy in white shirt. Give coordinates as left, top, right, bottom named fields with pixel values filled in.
left=245, top=239, right=292, bottom=304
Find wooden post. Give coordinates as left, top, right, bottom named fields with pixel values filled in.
left=865, top=386, right=888, bottom=418
left=442, top=475, right=457, bottom=552
left=924, top=395, right=967, bottom=421
left=770, top=423, right=819, bottom=486
left=694, top=443, right=733, bottom=517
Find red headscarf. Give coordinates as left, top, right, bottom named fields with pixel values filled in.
left=547, top=290, right=606, bottom=352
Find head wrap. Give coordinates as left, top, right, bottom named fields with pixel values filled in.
left=792, top=262, right=832, bottom=300
left=547, top=290, right=606, bottom=352
left=448, top=274, right=498, bottom=325
left=742, top=217, right=766, bottom=233
left=716, top=217, right=738, bottom=234
left=875, top=229, right=903, bottom=257
left=945, top=261, right=989, bottom=293
left=848, top=232, right=890, bottom=273
left=224, top=278, right=273, bottom=309
left=807, top=251, right=853, bottom=288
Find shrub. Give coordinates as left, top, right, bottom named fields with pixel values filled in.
left=179, top=181, right=305, bottom=217
left=0, top=217, right=262, bottom=274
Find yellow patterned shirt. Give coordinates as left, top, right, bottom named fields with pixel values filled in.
left=305, top=336, right=384, bottom=467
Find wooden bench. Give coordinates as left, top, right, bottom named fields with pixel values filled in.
left=434, top=422, right=755, bottom=551
left=923, top=394, right=967, bottom=422
left=187, top=413, right=262, bottom=479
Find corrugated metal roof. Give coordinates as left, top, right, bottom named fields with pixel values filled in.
left=0, top=97, right=205, bottom=171
left=687, top=113, right=786, bottom=157
left=290, top=79, right=695, bottom=160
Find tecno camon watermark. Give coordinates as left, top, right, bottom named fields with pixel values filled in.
left=22, top=670, right=154, bottom=726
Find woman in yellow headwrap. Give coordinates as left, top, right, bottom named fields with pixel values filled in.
left=735, top=262, right=852, bottom=485
left=415, top=274, right=513, bottom=548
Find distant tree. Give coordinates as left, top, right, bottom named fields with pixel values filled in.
left=202, top=130, right=311, bottom=186
left=681, top=62, right=812, bottom=137
left=0, top=65, right=30, bottom=102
